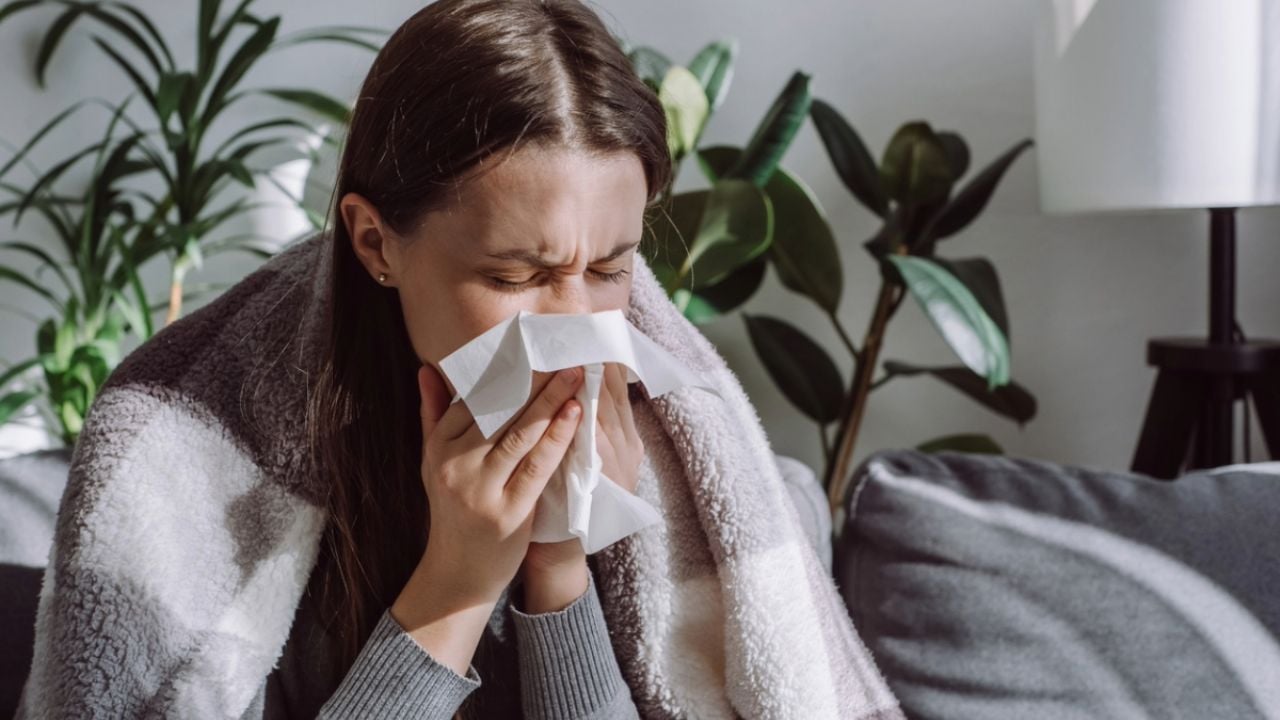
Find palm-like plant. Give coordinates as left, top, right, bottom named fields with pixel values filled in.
left=0, top=0, right=381, bottom=445
left=0, top=99, right=158, bottom=443
left=0, top=0, right=377, bottom=322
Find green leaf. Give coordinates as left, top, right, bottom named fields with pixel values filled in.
left=918, top=138, right=1033, bottom=251
left=0, top=241, right=75, bottom=295
left=658, top=66, right=709, bottom=160
left=79, top=4, right=165, bottom=75
left=886, top=255, right=1009, bottom=388
left=58, top=399, right=83, bottom=436
left=627, top=46, right=671, bottom=91
left=725, top=70, right=811, bottom=188
left=0, top=99, right=89, bottom=182
left=258, top=88, right=351, bottom=125
left=929, top=256, right=1009, bottom=341
left=687, top=39, right=736, bottom=113
left=743, top=312, right=844, bottom=424
left=204, top=16, right=280, bottom=123
left=880, top=121, right=953, bottom=206
left=809, top=98, right=888, bottom=217
left=700, top=145, right=842, bottom=313
left=109, top=2, right=175, bottom=69
left=883, top=360, right=1036, bottom=425
left=0, top=0, right=41, bottom=25
left=90, top=36, right=157, bottom=108
left=0, top=389, right=39, bottom=425
left=0, top=265, right=62, bottom=308
left=916, top=433, right=1003, bottom=455
left=155, top=71, right=192, bottom=124
left=271, top=26, right=386, bottom=53
left=683, top=179, right=772, bottom=289
left=679, top=254, right=766, bottom=323
left=0, top=357, right=40, bottom=391
left=35, top=3, right=90, bottom=88
left=936, top=131, right=970, bottom=181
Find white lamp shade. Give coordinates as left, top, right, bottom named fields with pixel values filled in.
left=1034, top=0, right=1280, bottom=213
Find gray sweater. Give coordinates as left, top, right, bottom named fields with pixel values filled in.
left=252, top=553, right=639, bottom=719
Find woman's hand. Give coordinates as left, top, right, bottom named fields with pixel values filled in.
left=408, top=362, right=586, bottom=608
left=521, top=362, right=645, bottom=612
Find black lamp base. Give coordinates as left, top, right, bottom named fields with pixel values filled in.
left=1130, top=207, right=1280, bottom=478
left=1131, top=337, right=1280, bottom=478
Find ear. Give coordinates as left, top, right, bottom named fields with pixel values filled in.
left=339, top=192, right=397, bottom=285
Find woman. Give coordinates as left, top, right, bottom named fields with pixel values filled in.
left=16, top=0, right=905, bottom=717
left=306, top=0, right=667, bottom=715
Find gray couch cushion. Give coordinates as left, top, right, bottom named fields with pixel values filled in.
left=836, top=449, right=1280, bottom=720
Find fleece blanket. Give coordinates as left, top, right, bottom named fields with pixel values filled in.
left=15, top=229, right=903, bottom=719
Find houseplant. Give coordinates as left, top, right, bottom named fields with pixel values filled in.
left=0, top=0, right=379, bottom=446
left=628, top=40, right=1036, bottom=513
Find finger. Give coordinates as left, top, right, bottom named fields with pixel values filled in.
left=595, top=368, right=623, bottom=440
left=604, top=362, right=639, bottom=445
left=505, top=394, right=582, bottom=510
left=485, top=367, right=583, bottom=474
left=421, top=363, right=478, bottom=442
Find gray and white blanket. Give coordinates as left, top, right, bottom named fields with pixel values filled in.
left=15, top=230, right=903, bottom=719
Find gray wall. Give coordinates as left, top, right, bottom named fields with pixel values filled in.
left=2, top=0, right=1276, bottom=473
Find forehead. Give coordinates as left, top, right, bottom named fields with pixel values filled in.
left=433, top=145, right=648, bottom=252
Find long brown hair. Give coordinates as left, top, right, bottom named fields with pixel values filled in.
left=305, top=0, right=673, bottom=679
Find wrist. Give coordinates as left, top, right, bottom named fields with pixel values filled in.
left=520, top=553, right=589, bottom=614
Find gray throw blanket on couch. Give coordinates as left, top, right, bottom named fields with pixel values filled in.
left=15, top=231, right=903, bottom=719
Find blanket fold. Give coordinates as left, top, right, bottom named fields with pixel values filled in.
left=16, top=230, right=903, bottom=719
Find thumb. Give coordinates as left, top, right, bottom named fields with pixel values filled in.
left=418, top=363, right=450, bottom=442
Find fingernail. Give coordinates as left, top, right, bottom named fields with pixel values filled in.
left=559, top=367, right=580, bottom=383
left=562, top=401, right=580, bottom=419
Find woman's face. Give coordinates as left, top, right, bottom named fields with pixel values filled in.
left=340, top=145, right=649, bottom=397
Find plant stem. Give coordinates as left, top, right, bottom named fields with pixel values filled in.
left=824, top=278, right=899, bottom=513
left=827, top=310, right=860, bottom=362
left=166, top=277, right=182, bottom=326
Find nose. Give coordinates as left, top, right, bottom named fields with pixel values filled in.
left=534, top=278, right=593, bottom=316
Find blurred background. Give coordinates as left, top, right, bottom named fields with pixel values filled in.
left=1, top=0, right=1277, bottom=479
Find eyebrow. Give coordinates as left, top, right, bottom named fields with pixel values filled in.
left=484, top=239, right=641, bottom=268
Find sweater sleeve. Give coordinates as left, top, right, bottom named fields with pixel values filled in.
left=317, top=607, right=482, bottom=718
left=508, top=568, right=641, bottom=720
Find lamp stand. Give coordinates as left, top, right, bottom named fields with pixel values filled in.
left=1131, top=208, right=1280, bottom=478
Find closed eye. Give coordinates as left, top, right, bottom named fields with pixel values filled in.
left=486, top=268, right=630, bottom=292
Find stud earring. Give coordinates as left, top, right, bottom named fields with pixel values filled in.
left=378, top=272, right=387, bottom=284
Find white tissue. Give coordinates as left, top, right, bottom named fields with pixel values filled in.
left=437, top=308, right=721, bottom=554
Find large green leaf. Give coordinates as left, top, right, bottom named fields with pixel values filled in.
left=743, top=312, right=844, bottom=424
left=809, top=98, right=888, bottom=218
left=687, top=39, right=736, bottom=113
left=627, top=46, right=671, bottom=92
left=929, top=256, right=1009, bottom=341
left=880, top=121, right=953, bottom=206
left=683, top=179, right=772, bottom=289
left=724, top=70, right=810, bottom=187
left=916, top=433, right=1003, bottom=455
left=882, top=360, right=1036, bottom=424
left=677, top=254, right=766, bottom=324
left=919, top=138, right=1033, bottom=251
left=658, top=66, right=708, bottom=160
left=886, top=255, right=1009, bottom=388
left=700, top=145, right=842, bottom=313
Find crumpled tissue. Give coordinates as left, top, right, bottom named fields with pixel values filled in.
left=437, top=308, right=721, bottom=553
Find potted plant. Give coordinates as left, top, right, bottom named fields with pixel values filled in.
left=0, top=0, right=382, bottom=448
left=630, top=40, right=1036, bottom=517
